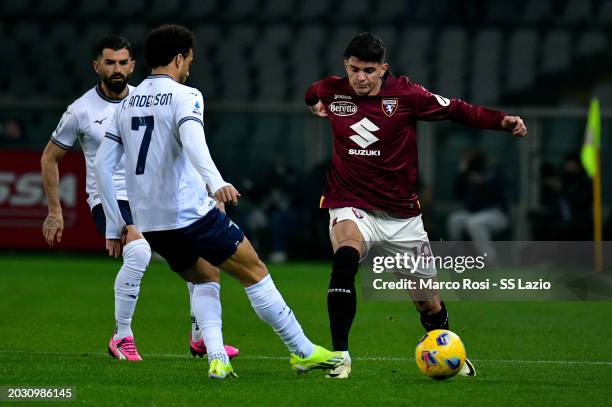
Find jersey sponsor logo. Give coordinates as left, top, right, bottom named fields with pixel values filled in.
left=349, top=117, right=379, bottom=148
left=94, top=116, right=108, bottom=125
left=333, top=94, right=352, bottom=100
left=382, top=98, right=398, bottom=117
left=329, top=101, right=358, bottom=116
left=348, top=148, right=381, bottom=156
left=352, top=208, right=364, bottom=219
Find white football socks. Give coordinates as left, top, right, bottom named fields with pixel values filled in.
left=113, top=239, right=151, bottom=340
left=187, top=282, right=202, bottom=342
left=245, top=275, right=315, bottom=358
left=191, top=282, right=228, bottom=363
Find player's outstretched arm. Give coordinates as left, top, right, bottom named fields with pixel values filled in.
left=179, top=120, right=241, bottom=205
left=94, top=135, right=126, bottom=257
left=501, top=115, right=528, bottom=137
left=41, top=141, right=69, bottom=247
left=411, top=84, right=527, bottom=137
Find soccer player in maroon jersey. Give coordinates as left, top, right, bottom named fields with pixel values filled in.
left=305, top=32, right=527, bottom=378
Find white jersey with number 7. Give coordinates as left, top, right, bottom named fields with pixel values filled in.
left=96, top=74, right=221, bottom=237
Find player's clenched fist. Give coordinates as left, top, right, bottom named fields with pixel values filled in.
left=501, top=116, right=527, bottom=137
left=309, top=101, right=328, bottom=117
left=214, top=184, right=241, bottom=206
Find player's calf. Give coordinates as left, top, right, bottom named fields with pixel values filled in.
left=113, top=238, right=151, bottom=343
left=327, top=246, right=360, bottom=352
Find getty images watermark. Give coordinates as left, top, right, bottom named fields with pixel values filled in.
left=373, top=250, right=487, bottom=274
left=361, top=241, right=612, bottom=301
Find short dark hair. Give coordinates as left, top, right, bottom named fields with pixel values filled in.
left=95, top=35, right=133, bottom=59
left=343, top=32, right=386, bottom=63
left=144, top=24, right=195, bottom=68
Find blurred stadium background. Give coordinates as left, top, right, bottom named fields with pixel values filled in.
left=1, top=0, right=611, bottom=260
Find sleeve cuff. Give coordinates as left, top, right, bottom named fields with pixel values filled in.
left=104, top=133, right=123, bottom=144
left=178, top=116, right=204, bottom=128
left=210, top=180, right=231, bottom=195
left=50, top=136, right=74, bottom=150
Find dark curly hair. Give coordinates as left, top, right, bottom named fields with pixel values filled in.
left=144, top=24, right=195, bottom=68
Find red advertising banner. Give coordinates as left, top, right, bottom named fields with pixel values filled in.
left=0, top=149, right=104, bottom=250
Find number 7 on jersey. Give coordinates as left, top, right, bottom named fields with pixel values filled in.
left=132, top=116, right=154, bottom=175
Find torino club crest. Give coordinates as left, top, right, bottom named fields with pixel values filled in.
left=382, top=98, right=398, bottom=117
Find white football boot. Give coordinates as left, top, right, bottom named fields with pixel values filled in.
left=326, top=351, right=352, bottom=379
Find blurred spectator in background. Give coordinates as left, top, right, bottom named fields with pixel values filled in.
left=447, top=150, right=509, bottom=261
left=558, top=152, right=592, bottom=240
left=0, top=118, right=27, bottom=145
left=293, top=161, right=332, bottom=259
left=529, top=152, right=592, bottom=241
left=260, top=159, right=299, bottom=263
left=530, top=162, right=563, bottom=240
left=230, top=159, right=299, bottom=262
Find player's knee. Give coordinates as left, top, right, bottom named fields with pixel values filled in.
left=123, top=238, right=151, bottom=271
left=196, top=261, right=220, bottom=282
left=330, top=246, right=360, bottom=285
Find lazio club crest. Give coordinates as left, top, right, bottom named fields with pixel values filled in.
left=381, top=98, right=398, bottom=117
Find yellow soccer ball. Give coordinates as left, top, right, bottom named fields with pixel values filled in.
left=415, top=329, right=466, bottom=380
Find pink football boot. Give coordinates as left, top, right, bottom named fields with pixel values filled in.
left=190, top=335, right=240, bottom=359
left=108, top=335, right=143, bottom=361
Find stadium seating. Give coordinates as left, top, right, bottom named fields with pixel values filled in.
left=0, top=0, right=610, bottom=105
left=506, top=29, right=539, bottom=92
left=470, top=29, right=502, bottom=104
left=435, top=27, right=467, bottom=99
left=601, top=0, right=612, bottom=22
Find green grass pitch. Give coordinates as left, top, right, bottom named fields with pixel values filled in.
left=1, top=254, right=611, bottom=406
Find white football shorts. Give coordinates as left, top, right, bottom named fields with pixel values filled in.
left=328, top=207, right=437, bottom=278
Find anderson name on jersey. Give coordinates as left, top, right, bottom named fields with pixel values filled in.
left=51, top=84, right=133, bottom=209
left=102, top=74, right=220, bottom=234
left=305, top=74, right=507, bottom=218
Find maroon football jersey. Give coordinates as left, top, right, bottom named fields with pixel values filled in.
left=305, top=74, right=507, bottom=218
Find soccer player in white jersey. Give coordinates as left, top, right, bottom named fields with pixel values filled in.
left=94, top=24, right=344, bottom=378
left=41, top=35, right=238, bottom=361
